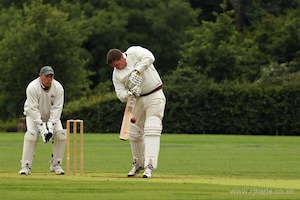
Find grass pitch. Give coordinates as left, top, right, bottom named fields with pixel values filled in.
left=0, top=133, right=299, bottom=199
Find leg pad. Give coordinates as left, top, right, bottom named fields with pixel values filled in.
left=129, top=124, right=144, bottom=167
left=144, top=116, right=162, bottom=169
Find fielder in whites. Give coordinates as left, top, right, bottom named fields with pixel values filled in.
left=19, top=66, right=66, bottom=175
left=106, top=46, right=166, bottom=178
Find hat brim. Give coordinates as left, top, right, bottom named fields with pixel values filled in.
left=43, top=71, right=54, bottom=75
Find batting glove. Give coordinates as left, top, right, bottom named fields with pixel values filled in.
left=129, top=71, right=142, bottom=86
left=38, top=122, right=49, bottom=143
left=131, top=85, right=141, bottom=97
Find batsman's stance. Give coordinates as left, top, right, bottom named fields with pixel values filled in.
left=106, top=46, right=166, bottom=178
left=19, top=66, right=66, bottom=175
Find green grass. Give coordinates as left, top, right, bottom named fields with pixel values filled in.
left=0, top=133, right=299, bottom=199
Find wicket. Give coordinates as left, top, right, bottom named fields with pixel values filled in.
left=66, top=119, right=84, bottom=176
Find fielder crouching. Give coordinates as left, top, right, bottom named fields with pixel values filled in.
left=106, top=46, right=166, bottom=178
left=19, top=66, right=66, bottom=175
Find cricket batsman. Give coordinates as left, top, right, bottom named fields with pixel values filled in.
left=19, top=66, right=66, bottom=175
left=106, top=46, right=166, bottom=178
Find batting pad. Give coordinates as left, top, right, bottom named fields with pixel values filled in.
left=129, top=124, right=144, bottom=167
left=21, top=131, right=39, bottom=168
left=52, top=130, right=67, bottom=165
left=144, top=135, right=160, bottom=169
left=144, top=116, right=162, bottom=136
left=144, top=116, right=162, bottom=169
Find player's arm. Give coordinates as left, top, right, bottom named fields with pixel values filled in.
left=130, top=46, right=155, bottom=73
left=49, top=84, right=64, bottom=124
left=113, top=71, right=137, bottom=102
left=27, top=87, right=51, bottom=142
left=46, top=84, right=64, bottom=141
left=26, top=87, right=43, bottom=126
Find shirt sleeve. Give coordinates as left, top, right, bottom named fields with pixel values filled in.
left=113, top=72, right=129, bottom=103
left=131, top=46, right=155, bottom=73
left=26, top=86, right=43, bottom=126
left=48, top=84, right=64, bottom=124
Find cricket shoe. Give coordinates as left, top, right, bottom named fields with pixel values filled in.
left=50, top=164, right=65, bottom=175
left=143, top=164, right=154, bottom=178
left=127, top=162, right=143, bottom=177
left=19, top=167, right=31, bottom=175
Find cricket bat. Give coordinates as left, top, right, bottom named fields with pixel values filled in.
left=119, top=95, right=136, bottom=140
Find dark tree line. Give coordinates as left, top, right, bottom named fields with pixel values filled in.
left=0, top=0, right=299, bottom=121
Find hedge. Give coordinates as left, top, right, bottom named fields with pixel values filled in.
left=61, top=82, right=300, bottom=135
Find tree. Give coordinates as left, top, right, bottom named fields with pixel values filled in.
left=251, top=8, right=300, bottom=64
left=231, top=0, right=298, bottom=32
left=0, top=6, right=22, bottom=40
left=124, top=0, right=200, bottom=76
left=78, top=0, right=129, bottom=85
left=190, top=0, right=298, bottom=33
left=179, top=6, right=265, bottom=82
left=227, top=0, right=246, bottom=32
left=73, top=0, right=200, bottom=86
left=0, top=1, right=91, bottom=119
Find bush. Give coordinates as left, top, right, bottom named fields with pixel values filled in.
left=162, top=67, right=300, bottom=135
left=62, top=91, right=124, bottom=133
left=60, top=68, right=300, bottom=135
left=0, top=119, right=18, bottom=132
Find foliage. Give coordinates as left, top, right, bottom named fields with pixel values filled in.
left=58, top=66, right=300, bottom=135
left=0, top=6, right=22, bottom=40
left=62, top=80, right=122, bottom=133
left=250, top=7, right=300, bottom=64
left=63, top=80, right=114, bottom=115
left=179, top=1, right=300, bottom=83
left=190, top=0, right=223, bottom=21
left=76, top=0, right=129, bottom=85
left=62, top=96, right=123, bottom=133
left=179, top=8, right=265, bottom=82
left=79, top=0, right=200, bottom=85
left=163, top=67, right=216, bottom=133
left=124, top=0, right=200, bottom=76
left=0, top=0, right=300, bottom=134
left=245, top=0, right=299, bottom=25
left=0, top=0, right=91, bottom=119
left=256, top=62, right=300, bottom=85
left=162, top=66, right=300, bottom=135
left=0, top=119, right=18, bottom=132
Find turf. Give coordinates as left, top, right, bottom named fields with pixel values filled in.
left=0, top=133, right=299, bottom=199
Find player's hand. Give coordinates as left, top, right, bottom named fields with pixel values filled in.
left=38, top=122, right=49, bottom=143
left=46, top=121, right=54, bottom=142
left=127, top=90, right=133, bottom=97
left=129, top=71, right=142, bottom=86
left=131, top=85, right=141, bottom=97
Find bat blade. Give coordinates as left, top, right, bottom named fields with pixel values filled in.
left=119, top=95, right=136, bottom=140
